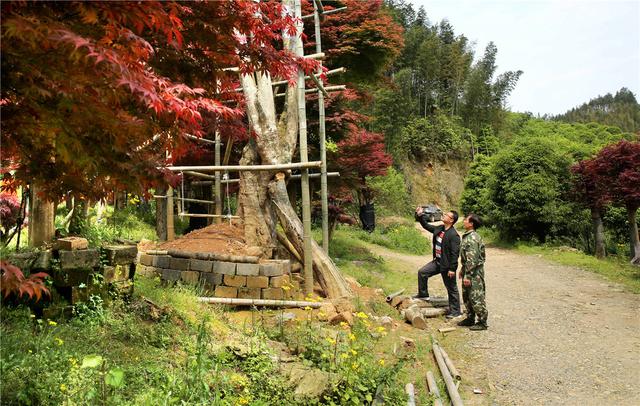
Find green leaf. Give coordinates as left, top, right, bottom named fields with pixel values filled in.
left=81, top=355, right=104, bottom=369
left=105, top=368, right=124, bottom=388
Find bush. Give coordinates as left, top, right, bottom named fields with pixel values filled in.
left=366, top=167, right=412, bottom=216
left=400, top=114, right=471, bottom=159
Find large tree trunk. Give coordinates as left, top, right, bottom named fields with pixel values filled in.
left=627, top=204, right=640, bottom=265
left=591, top=207, right=606, bottom=259
left=28, top=182, right=55, bottom=247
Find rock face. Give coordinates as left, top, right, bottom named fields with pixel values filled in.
left=282, top=363, right=330, bottom=398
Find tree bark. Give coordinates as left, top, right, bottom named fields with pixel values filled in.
left=591, top=207, right=606, bottom=259
left=28, top=182, right=55, bottom=247
left=627, top=204, right=640, bottom=265
left=156, top=185, right=168, bottom=241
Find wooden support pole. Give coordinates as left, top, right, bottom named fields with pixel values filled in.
left=197, top=297, right=325, bottom=308
left=439, top=346, right=462, bottom=381
left=163, top=161, right=322, bottom=172
left=295, top=0, right=313, bottom=295
left=302, top=6, right=347, bottom=19
left=385, top=288, right=405, bottom=302
left=426, top=371, right=444, bottom=406
left=222, top=52, right=325, bottom=72
left=166, top=187, right=175, bottom=241
left=178, top=213, right=240, bottom=219
left=405, top=383, right=416, bottom=406
left=432, top=343, right=464, bottom=406
left=274, top=85, right=345, bottom=98
left=234, top=68, right=346, bottom=92
left=28, top=182, right=54, bottom=247
left=314, top=0, right=330, bottom=254
left=214, top=130, right=222, bottom=224
left=184, top=133, right=216, bottom=144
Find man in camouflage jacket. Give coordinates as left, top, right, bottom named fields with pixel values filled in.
left=458, top=213, right=488, bottom=330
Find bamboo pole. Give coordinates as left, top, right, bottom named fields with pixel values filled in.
left=192, top=179, right=239, bottom=186
left=166, top=187, right=175, bottom=241
left=294, top=0, right=313, bottom=296
left=385, top=288, right=405, bottom=302
left=276, top=231, right=303, bottom=263
left=184, top=133, right=216, bottom=144
left=302, top=6, right=347, bottom=19
left=178, top=212, right=240, bottom=219
left=433, top=343, right=464, bottom=406
left=192, top=172, right=338, bottom=185
left=274, top=85, right=346, bottom=98
left=439, top=346, right=461, bottom=381
left=405, top=383, right=416, bottom=406
left=163, top=161, right=322, bottom=172
left=214, top=130, right=222, bottom=224
left=426, top=371, right=444, bottom=406
left=314, top=0, right=330, bottom=254
left=234, top=68, right=345, bottom=92
left=198, top=297, right=324, bottom=308
left=222, top=52, right=325, bottom=72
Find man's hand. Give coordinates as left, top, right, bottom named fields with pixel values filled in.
left=447, top=271, right=455, bottom=278
left=463, top=278, right=471, bottom=287
left=415, top=206, right=423, bottom=216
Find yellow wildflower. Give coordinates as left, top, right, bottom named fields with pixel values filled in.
left=238, top=397, right=249, bottom=405
left=326, top=337, right=336, bottom=345
left=376, top=326, right=386, bottom=333
left=60, top=384, right=67, bottom=392
left=379, top=359, right=385, bottom=366
left=340, top=353, right=349, bottom=359
left=350, top=349, right=357, bottom=356
left=282, top=285, right=291, bottom=291
left=356, top=312, right=368, bottom=319
left=30, top=314, right=36, bottom=318
left=304, top=306, right=312, bottom=311
left=55, top=337, right=64, bottom=346
left=48, top=320, right=57, bottom=326
left=339, top=322, right=348, bottom=328
left=348, top=333, right=356, bottom=342
left=351, top=362, right=359, bottom=370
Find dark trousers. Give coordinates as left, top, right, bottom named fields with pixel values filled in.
left=417, top=260, right=461, bottom=314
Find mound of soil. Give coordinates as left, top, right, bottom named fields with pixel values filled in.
left=158, top=223, right=248, bottom=255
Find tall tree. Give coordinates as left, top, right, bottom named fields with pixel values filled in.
left=571, top=160, right=608, bottom=258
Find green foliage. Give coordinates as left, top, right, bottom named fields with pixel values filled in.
left=399, top=114, right=471, bottom=159
left=348, top=222, right=429, bottom=256
left=459, top=154, right=494, bottom=219
left=366, top=167, right=412, bottom=216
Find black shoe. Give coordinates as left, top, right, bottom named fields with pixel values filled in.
left=445, top=312, right=462, bottom=319
left=469, top=323, right=488, bottom=331
left=457, top=317, right=475, bottom=327
left=412, top=295, right=429, bottom=301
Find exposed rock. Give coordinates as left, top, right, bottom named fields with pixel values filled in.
left=329, top=311, right=353, bottom=326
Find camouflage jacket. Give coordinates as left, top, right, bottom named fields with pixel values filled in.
left=461, top=230, right=485, bottom=279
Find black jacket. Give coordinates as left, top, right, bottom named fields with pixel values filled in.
left=416, top=214, right=460, bottom=273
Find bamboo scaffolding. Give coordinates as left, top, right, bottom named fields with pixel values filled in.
left=214, top=129, right=222, bottom=224
left=432, top=343, right=464, bottom=406
left=274, top=85, right=345, bottom=98
left=178, top=212, right=240, bottom=219
left=192, top=180, right=240, bottom=186
left=184, top=133, right=216, bottom=144
left=197, top=297, right=325, bottom=308
left=302, top=6, right=347, bottom=19
left=234, top=67, right=346, bottom=92
left=222, top=52, right=325, bottom=72
left=163, top=161, right=322, bottom=172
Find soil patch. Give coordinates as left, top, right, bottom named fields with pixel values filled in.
left=157, top=223, right=248, bottom=255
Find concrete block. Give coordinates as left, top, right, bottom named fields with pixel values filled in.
left=162, top=269, right=181, bottom=282
left=246, top=276, right=269, bottom=289
left=136, top=265, right=158, bottom=277
left=52, top=268, right=94, bottom=287
left=169, top=257, right=190, bottom=271
left=153, top=255, right=171, bottom=269
left=190, top=259, right=213, bottom=273
left=238, top=287, right=261, bottom=299
left=262, top=287, right=284, bottom=300
left=260, top=260, right=290, bottom=277
left=236, top=263, right=260, bottom=276
left=223, top=274, right=246, bottom=287
left=33, top=250, right=52, bottom=270
left=214, top=286, right=237, bottom=298
left=270, top=274, right=290, bottom=288
left=139, top=253, right=154, bottom=267
left=200, top=272, right=223, bottom=290
left=181, top=271, right=200, bottom=285
left=103, top=245, right=137, bottom=265
left=55, top=237, right=88, bottom=251
left=59, top=249, right=100, bottom=270
left=214, top=261, right=236, bottom=275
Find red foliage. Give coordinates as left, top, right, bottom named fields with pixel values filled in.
left=0, top=261, right=49, bottom=302
left=590, top=140, right=640, bottom=210
left=570, top=160, right=608, bottom=210
left=335, top=127, right=393, bottom=181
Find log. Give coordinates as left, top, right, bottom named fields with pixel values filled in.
left=269, top=177, right=352, bottom=299
left=433, top=343, right=464, bottom=406
left=404, top=305, right=428, bottom=330
left=439, top=346, right=461, bottom=381
left=438, top=327, right=457, bottom=334
left=405, top=383, right=416, bottom=406
left=277, top=231, right=303, bottom=263
left=198, top=297, right=324, bottom=308
left=421, top=308, right=447, bottom=318
left=426, top=371, right=444, bottom=406
left=391, top=294, right=409, bottom=308
left=385, top=288, right=405, bottom=303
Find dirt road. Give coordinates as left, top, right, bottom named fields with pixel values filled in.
left=367, top=230, right=640, bottom=405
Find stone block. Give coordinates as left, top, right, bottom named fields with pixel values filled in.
left=259, top=260, right=290, bottom=277
left=162, top=269, right=181, bottom=282
left=59, top=249, right=100, bottom=270
left=237, top=287, right=262, bottom=299
left=136, top=265, right=159, bottom=278
left=246, top=276, right=269, bottom=289
left=110, top=280, right=134, bottom=297
left=139, top=253, right=154, bottom=266
left=214, top=285, right=238, bottom=298
left=52, top=269, right=94, bottom=287
left=54, top=237, right=88, bottom=251
left=153, top=255, right=171, bottom=269
left=71, top=285, right=104, bottom=304
left=181, top=271, right=200, bottom=285
left=262, top=287, right=284, bottom=300
left=169, top=257, right=190, bottom=271
left=42, top=305, right=74, bottom=320
left=214, top=261, right=236, bottom=275
left=200, top=272, right=223, bottom=291
left=7, top=252, right=38, bottom=271
left=236, top=263, right=260, bottom=276
left=223, top=274, right=246, bottom=287
left=190, top=259, right=213, bottom=273
left=103, top=245, right=137, bottom=265
left=33, top=250, right=52, bottom=270
left=270, top=274, right=290, bottom=288
left=102, top=265, right=130, bottom=283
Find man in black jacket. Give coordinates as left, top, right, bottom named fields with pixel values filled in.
left=414, top=207, right=462, bottom=318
